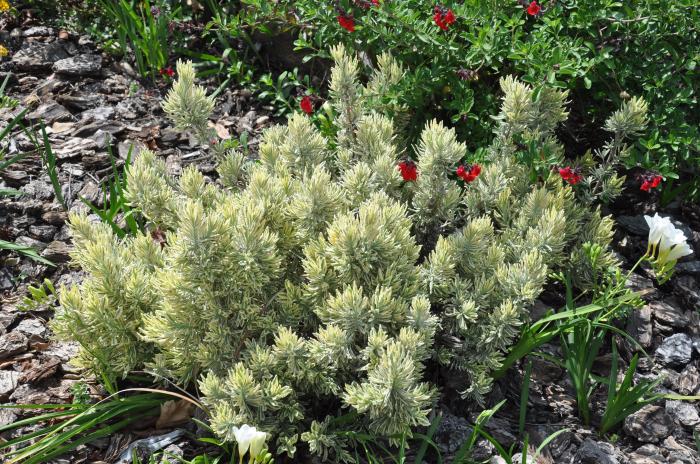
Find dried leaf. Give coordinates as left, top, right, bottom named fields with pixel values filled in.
left=214, top=122, right=230, bottom=139
left=156, top=399, right=194, bottom=429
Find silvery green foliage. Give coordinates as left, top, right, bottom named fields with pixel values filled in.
left=53, top=47, right=618, bottom=461
left=495, top=75, right=648, bottom=205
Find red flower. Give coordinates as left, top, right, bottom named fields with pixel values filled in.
left=457, top=164, right=481, bottom=183
left=558, top=166, right=583, bottom=185
left=337, top=14, right=355, bottom=32
left=434, top=6, right=456, bottom=31
left=300, top=96, right=314, bottom=115
left=640, top=173, right=663, bottom=192
left=159, top=67, right=175, bottom=77
left=526, top=1, right=541, bottom=16
left=398, top=160, right=418, bottom=182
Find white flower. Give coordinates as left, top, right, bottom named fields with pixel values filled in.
left=644, top=213, right=693, bottom=265
left=232, top=424, right=268, bottom=461
left=248, top=429, right=268, bottom=459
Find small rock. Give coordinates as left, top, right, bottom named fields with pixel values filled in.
left=0, top=332, right=29, bottom=360
left=531, top=356, right=563, bottom=383
left=628, top=444, right=666, bottom=464
left=19, top=356, right=61, bottom=383
left=672, top=365, right=700, bottom=395
left=158, top=444, right=184, bottom=464
left=626, top=305, right=652, bottom=349
left=10, top=383, right=51, bottom=404
left=29, top=224, right=57, bottom=242
left=673, top=276, right=700, bottom=311
left=80, top=106, right=115, bottom=122
left=662, top=436, right=698, bottom=464
left=78, top=181, right=102, bottom=205
left=43, top=341, right=80, bottom=362
left=51, top=121, right=76, bottom=134
left=23, top=179, right=56, bottom=201
left=0, top=408, right=17, bottom=427
left=0, top=271, right=13, bottom=292
left=82, top=152, right=112, bottom=170
left=617, top=215, right=649, bottom=236
left=650, top=300, right=689, bottom=328
left=41, top=240, right=72, bottom=263
left=665, top=399, right=700, bottom=428
left=15, top=319, right=49, bottom=340
left=11, top=42, right=69, bottom=71
left=90, top=129, right=113, bottom=149
left=655, top=333, right=693, bottom=367
left=0, top=170, right=29, bottom=186
left=42, top=210, right=68, bottom=225
left=53, top=137, right=98, bottom=159
left=436, top=411, right=473, bottom=454
left=15, top=235, right=47, bottom=252
left=52, top=54, right=103, bottom=76
left=23, top=26, right=55, bottom=37
left=26, top=101, right=73, bottom=124
left=626, top=273, right=659, bottom=300
left=676, top=261, right=700, bottom=276
left=57, top=93, right=101, bottom=111
left=573, top=439, right=619, bottom=464
left=0, top=313, right=18, bottom=334
left=510, top=453, right=537, bottom=464
left=623, top=405, right=673, bottom=443
left=0, top=370, right=20, bottom=399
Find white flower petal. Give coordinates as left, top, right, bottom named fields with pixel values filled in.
left=248, top=430, right=268, bottom=458
left=647, top=214, right=692, bottom=267
left=233, top=424, right=255, bottom=457
left=666, top=242, right=693, bottom=262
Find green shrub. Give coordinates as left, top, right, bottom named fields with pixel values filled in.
left=53, top=50, right=639, bottom=460
left=241, top=0, right=698, bottom=199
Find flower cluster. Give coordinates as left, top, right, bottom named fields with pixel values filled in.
left=645, top=213, right=693, bottom=283
left=0, top=0, right=8, bottom=12
left=299, top=95, right=314, bottom=114
left=0, top=44, right=8, bottom=58
left=433, top=5, right=456, bottom=30
left=456, top=163, right=481, bottom=182
left=640, top=172, right=663, bottom=192
left=398, top=159, right=418, bottom=181
left=337, top=12, right=356, bottom=32
left=558, top=166, right=583, bottom=185
left=526, top=1, right=541, bottom=16
left=232, top=425, right=268, bottom=464
left=159, top=67, right=175, bottom=78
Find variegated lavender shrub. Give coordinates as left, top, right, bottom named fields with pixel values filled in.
left=52, top=46, right=646, bottom=461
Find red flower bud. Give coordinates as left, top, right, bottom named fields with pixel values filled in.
left=159, top=67, right=175, bottom=77
left=640, top=173, right=663, bottom=192
left=558, top=166, right=582, bottom=185
left=527, top=1, right=541, bottom=16
left=300, top=96, right=314, bottom=115
left=398, top=160, right=418, bottom=182
left=457, top=164, right=481, bottom=183
left=337, top=14, right=356, bottom=32
left=433, top=6, right=455, bottom=30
